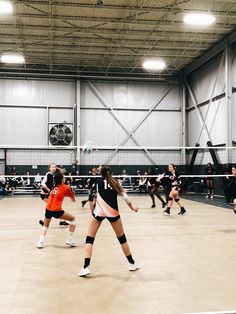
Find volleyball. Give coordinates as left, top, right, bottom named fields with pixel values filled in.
left=82, top=141, right=93, bottom=153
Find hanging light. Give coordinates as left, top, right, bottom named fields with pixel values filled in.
left=142, top=59, right=166, bottom=71
left=183, top=13, right=215, bottom=26
left=0, top=1, right=13, bottom=14
left=1, top=52, right=25, bottom=64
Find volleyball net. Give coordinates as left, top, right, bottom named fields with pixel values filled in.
left=0, top=144, right=235, bottom=197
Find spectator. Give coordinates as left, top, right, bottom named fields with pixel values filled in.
left=137, top=171, right=148, bottom=193
left=221, top=163, right=232, bottom=204
left=23, top=171, right=31, bottom=187
left=205, top=163, right=216, bottom=199
left=4, top=177, right=13, bottom=195
left=33, top=173, right=42, bottom=189
left=0, top=173, right=6, bottom=188
left=120, top=169, right=131, bottom=187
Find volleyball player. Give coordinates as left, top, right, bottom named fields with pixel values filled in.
left=78, top=165, right=139, bottom=277
left=227, top=166, right=236, bottom=213
left=147, top=167, right=166, bottom=208
left=37, top=168, right=77, bottom=249
left=205, top=163, right=216, bottom=199
left=39, top=163, right=69, bottom=226
left=159, top=164, right=186, bottom=215
left=81, top=166, right=97, bottom=212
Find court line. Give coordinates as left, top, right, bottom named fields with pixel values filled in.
left=184, top=311, right=236, bottom=314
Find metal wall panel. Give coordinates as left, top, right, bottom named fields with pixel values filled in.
left=187, top=53, right=225, bottom=108
left=81, top=82, right=180, bottom=110
left=42, top=81, right=75, bottom=107
left=0, top=107, right=47, bottom=145
left=0, top=79, right=43, bottom=106
left=187, top=98, right=226, bottom=146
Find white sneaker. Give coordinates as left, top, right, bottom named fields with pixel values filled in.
left=65, top=238, right=77, bottom=247
left=78, top=267, right=91, bottom=277
left=37, top=241, right=44, bottom=249
left=210, top=194, right=214, bottom=199
left=129, top=263, right=140, bottom=271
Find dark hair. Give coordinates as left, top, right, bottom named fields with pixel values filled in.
left=54, top=168, right=64, bottom=185
left=101, top=166, right=123, bottom=195
left=168, top=164, right=176, bottom=170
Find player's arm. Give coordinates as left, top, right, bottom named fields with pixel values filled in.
left=41, top=174, right=50, bottom=193
left=66, top=186, right=76, bottom=202
left=121, top=192, right=139, bottom=212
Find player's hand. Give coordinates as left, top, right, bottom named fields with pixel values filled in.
left=132, top=206, right=139, bottom=212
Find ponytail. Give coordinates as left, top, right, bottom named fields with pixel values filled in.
left=101, top=166, right=123, bottom=195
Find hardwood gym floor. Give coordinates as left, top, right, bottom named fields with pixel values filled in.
left=0, top=195, right=236, bottom=314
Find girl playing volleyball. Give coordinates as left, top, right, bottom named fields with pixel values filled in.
left=37, top=168, right=77, bottom=249
left=78, top=165, right=139, bottom=277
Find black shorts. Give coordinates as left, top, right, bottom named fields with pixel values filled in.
left=92, top=213, right=120, bottom=223
left=45, top=209, right=65, bottom=219
left=40, top=193, right=49, bottom=200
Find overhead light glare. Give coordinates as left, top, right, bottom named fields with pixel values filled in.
left=0, top=1, right=13, bottom=14
left=1, top=52, right=25, bottom=64
left=183, top=13, right=215, bottom=26
left=142, top=59, right=166, bottom=71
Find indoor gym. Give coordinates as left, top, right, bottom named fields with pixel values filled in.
left=0, top=1, right=236, bottom=314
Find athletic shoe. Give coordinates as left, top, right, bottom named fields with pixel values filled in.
left=129, top=263, right=140, bottom=271
left=65, top=238, right=77, bottom=247
left=81, top=200, right=87, bottom=207
left=233, top=210, right=236, bottom=215
left=178, top=208, right=186, bottom=215
left=39, top=220, right=44, bottom=226
left=163, top=208, right=170, bottom=215
left=36, top=241, right=44, bottom=249
left=78, top=267, right=91, bottom=277
left=59, top=221, right=69, bottom=227
left=162, top=202, right=167, bottom=208
left=151, top=204, right=156, bottom=208
left=210, top=194, right=214, bottom=199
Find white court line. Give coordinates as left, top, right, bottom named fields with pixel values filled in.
left=184, top=311, right=236, bottom=314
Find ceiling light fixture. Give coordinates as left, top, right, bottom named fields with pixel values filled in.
left=0, top=1, right=13, bottom=14
left=1, top=52, right=25, bottom=64
left=142, top=59, right=166, bottom=71
left=183, top=12, right=215, bottom=26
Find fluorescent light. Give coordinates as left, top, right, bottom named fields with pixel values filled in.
left=1, top=53, right=25, bottom=64
left=0, top=1, right=13, bottom=14
left=142, top=59, right=166, bottom=71
left=183, top=13, right=215, bottom=26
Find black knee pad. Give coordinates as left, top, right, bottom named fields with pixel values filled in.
left=117, top=234, right=127, bottom=244
left=175, top=198, right=180, bottom=203
left=167, top=197, right=173, bottom=201
left=85, top=236, right=95, bottom=245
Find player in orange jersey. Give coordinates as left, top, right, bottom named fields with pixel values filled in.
left=37, top=168, right=77, bottom=249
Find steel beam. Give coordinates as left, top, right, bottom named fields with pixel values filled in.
left=185, top=79, right=213, bottom=142
left=197, top=52, right=225, bottom=143
left=104, top=85, right=174, bottom=164
left=88, top=81, right=158, bottom=165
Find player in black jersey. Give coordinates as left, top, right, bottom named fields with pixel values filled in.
left=159, top=164, right=186, bottom=215
left=81, top=166, right=97, bottom=211
left=39, top=163, right=69, bottom=226
left=147, top=167, right=166, bottom=208
left=78, top=165, right=139, bottom=277
left=228, top=166, right=236, bottom=213
left=205, top=163, right=216, bottom=199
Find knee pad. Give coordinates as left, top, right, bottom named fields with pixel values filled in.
left=175, top=198, right=180, bottom=203
left=70, top=219, right=77, bottom=226
left=167, top=197, right=173, bottom=202
left=85, top=236, right=94, bottom=245
left=117, top=234, right=127, bottom=244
